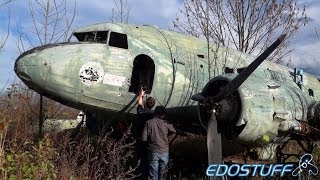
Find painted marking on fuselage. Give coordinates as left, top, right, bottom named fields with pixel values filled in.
left=79, top=62, right=104, bottom=86
left=103, top=73, right=126, bottom=87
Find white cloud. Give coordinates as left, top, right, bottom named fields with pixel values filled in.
left=288, top=40, right=320, bottom=75
left=289, top=0, right=320, bottom=76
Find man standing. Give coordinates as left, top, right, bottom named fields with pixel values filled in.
left=133, top=87, right=155, bottom=179
left=133, top=87, right=155, bottom=139
left=142, top=106, right=187, bottom=180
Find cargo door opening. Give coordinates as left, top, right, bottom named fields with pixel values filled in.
left=129, top=55, right=155, bottom=94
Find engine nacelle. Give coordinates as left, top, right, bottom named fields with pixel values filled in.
left=198, top=73, right=314, bottom=145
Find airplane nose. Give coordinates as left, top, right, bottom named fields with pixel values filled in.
left=14, top=45, right=51, bottom=91
left=15, top=53, right=32, bottom=82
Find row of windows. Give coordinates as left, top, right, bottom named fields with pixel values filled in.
left=73, top=31, right=128, bottom=49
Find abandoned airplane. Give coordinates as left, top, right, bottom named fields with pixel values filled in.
left=14, top=23, right=320, bottom=166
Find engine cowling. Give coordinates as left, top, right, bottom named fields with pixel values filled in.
left=198, top=73, right=314, bottom=145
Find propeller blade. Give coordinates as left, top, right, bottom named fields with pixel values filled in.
left=208, top=34, right=286, bottom=103
left=207, top=110, right=222, bottom=165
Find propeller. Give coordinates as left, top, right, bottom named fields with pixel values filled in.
left=207, top=110, right=222, bottom=163
left=192, top=34, right=286, bottom=104
left=192, top=34, right=286, bottom=171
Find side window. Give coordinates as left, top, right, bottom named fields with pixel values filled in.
left=109, top=32, right=128, bottom=49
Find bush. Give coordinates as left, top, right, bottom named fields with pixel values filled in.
left=0, top=84, right=137, bottom=179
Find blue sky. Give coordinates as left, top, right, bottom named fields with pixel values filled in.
left=1, top=0, right=320, bottom=89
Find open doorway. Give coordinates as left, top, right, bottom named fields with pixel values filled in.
left=129, top=55, right=155, bottom=94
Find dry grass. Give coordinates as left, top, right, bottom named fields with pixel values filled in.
left=1, top=84, right=320, bottom=179
left=0, top=84, right=137, bottom=179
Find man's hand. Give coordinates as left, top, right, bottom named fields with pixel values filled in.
left=139, top=87, right=145, bottom=96
left=138, top=87, right=145, bottom=106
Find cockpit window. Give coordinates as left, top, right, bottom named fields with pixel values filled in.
left=109, top=32, right=128, bottom=49
left=73, top=31, right=109, bottom=43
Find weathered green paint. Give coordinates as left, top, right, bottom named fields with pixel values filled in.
left=15, top=23, right=320, bottom=157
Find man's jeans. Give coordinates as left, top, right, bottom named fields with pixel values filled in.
left=148, top=151, right=169, bottom=180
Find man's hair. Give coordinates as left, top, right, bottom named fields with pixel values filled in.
left=146, top=97, right=155, bottom=109
left=154, top=106, right=166, bottom=116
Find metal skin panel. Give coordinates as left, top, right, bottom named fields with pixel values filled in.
left=15, top=23, right=320, bottom=156
left=211, top=68, right=315, bottom=139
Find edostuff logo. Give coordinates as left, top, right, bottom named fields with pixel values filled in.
left=206, top=153, right=318, bottom=178
left=292, top=154, right=318, bottom=178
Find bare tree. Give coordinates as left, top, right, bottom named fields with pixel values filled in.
left=17, top=0, right=76, bottom=137
left=0, top=0, right=12, bottom=53
left=0, top=0, right=13, bottom=96
left=110, top=0, right=131, bottom=23
left=17, top=0, right=76, bottom=52
left=174, top=0, right=308, bottom=64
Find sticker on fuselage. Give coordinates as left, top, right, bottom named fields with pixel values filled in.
left=79, top=62, right=104, bottom=86
left=103, top=73, right=126, bottom=87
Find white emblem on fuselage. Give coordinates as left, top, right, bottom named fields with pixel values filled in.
left=79, top=62, right=104, bottom=86
left=103, top=73, right=126, bottom=87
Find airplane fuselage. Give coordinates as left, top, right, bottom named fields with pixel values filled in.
left=15, top=23, right=320, bottom=156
